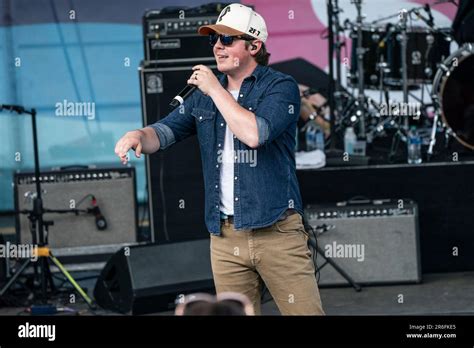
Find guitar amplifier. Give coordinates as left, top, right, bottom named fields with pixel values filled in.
left=14, top=167, right=140, bottom=266
left=143, top=3, right=230, bottom=62
left=305, top=199, right=422, bottom=286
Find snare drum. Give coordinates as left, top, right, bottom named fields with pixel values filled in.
left=432, top=44, right=474, bottom=149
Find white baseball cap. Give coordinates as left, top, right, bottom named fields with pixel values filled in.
left=198, top=3, right=268, bottom=43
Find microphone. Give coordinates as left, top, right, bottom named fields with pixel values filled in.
left=90, top=196, right=107, bottom=230
left=378, top=23, right=394, bottom=48
left=314, top=224, right=336, bottom=236
left=92, top=206, right=107, bottom=230
left=1, top=104, right=25, bottom=113
left=169, top=84, right=197, bottom=109
left=424, top=4, right=435, bottom=27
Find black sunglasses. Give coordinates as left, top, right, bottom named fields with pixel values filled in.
left=209, top=33, right=255, bottom=46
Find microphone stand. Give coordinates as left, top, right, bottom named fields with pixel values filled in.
left=325, top=0, right=344, bottom=157
left=354, top=0, right=367, bottom=139
left=0, top=105, right=95, bottom=309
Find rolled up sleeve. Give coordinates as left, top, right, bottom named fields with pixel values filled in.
left=147, top=95, right=197, bottom=151
left=253, top=76, right=300, bottom=146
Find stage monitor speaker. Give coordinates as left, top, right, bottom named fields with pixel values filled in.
left=14, top=167, right=140, bottom=264
left=140, top=60, right=218, bottom=243
left=306, top=199, right=422, bottom=286
left=93, top=238, right=214, bottom=314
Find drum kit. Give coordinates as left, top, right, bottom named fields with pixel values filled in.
left=327, top=0, right=474, bottom=160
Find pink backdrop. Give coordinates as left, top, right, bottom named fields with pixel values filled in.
left=243, top=0, right=457, bottom=69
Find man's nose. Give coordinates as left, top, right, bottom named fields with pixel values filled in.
left=214, top=37, right=225, bottom=49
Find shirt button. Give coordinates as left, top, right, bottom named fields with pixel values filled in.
left=239, top=94, right=243, bottom=98
left=249, top=107, right=252, bottom=111
left=216, top=205, right=219, bottom=209
left=218, top=143, right=221, bottom=147
left=234, top=176, right=237, bottom=180
left=235, top=197, right=239, bottom=201
left=233, top=135, right=236, bottom=139
left=199, top=116, right=202, bottom=120
left=215, top=185, right=218, bottom=188
left=216, top=164, right=219, bottom=168
left=220, top=123, right=224, bottom=127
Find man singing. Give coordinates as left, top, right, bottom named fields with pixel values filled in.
left=115, top=3, right=324, bottom=315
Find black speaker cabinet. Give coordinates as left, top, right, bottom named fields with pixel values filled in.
left=139, top=60, right=218, bottom=243
left=93, top=239, right=214, bottom=314
left=306, top=199, right=422, bottom=286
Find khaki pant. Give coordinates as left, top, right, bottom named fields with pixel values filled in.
left=210, top=213, right=325, bottom=315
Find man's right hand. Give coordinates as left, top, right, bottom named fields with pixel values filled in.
left=115, top=130, right=144, bottom=165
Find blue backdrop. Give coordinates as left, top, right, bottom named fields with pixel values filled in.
left=0, top=0, right=216, bottom=210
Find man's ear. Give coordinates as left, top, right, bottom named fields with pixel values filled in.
left=250, top=41, right=261, bottom=55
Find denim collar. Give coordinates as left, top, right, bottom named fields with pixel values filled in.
left=219, top=64, right=267, bottom=88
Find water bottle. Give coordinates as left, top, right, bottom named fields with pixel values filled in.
left=305, top=124, right=317, bottom=151
left=315, top=125, right=325, bottom=152
left=344, top=127, right=357, bottom=155
left=407, top=127, right=422, bottom=164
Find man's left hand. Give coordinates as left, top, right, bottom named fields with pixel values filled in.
left=187, top=65, right=222, bottom=96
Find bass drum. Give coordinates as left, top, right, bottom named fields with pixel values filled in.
left=432, top=43, right=474, bottom=149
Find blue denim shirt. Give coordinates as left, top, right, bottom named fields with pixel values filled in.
left=149, top=64, right=303, bottom=235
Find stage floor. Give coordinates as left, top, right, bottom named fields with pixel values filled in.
left=1, top=271, right=473, bottom=316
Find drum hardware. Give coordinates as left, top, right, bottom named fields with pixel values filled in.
left=333, top=0, right=347, bottom=127
left=327, top=1, right=458, bottom=162
left=385, top=9, right=411, bottom=162
left=354, top=0, right=367, bottom=139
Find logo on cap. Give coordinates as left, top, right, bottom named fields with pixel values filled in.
left=218, top=6, right=231, bottom=22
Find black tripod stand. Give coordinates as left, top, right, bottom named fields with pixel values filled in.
left=0, top=104, right=95, bottom=309
left=303, top=217, right=361, bottom=292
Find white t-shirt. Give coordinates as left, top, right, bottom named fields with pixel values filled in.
left=219, top=90, right=239, bottom=215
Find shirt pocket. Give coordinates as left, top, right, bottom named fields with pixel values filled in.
left=191, top=108, right=215, bottom=146
left=191, top=108, right=215, bottom=123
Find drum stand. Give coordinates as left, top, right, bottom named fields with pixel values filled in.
left=354, top=0, right=367, bottom=139
left=388, top=9, right=410, bottom=161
